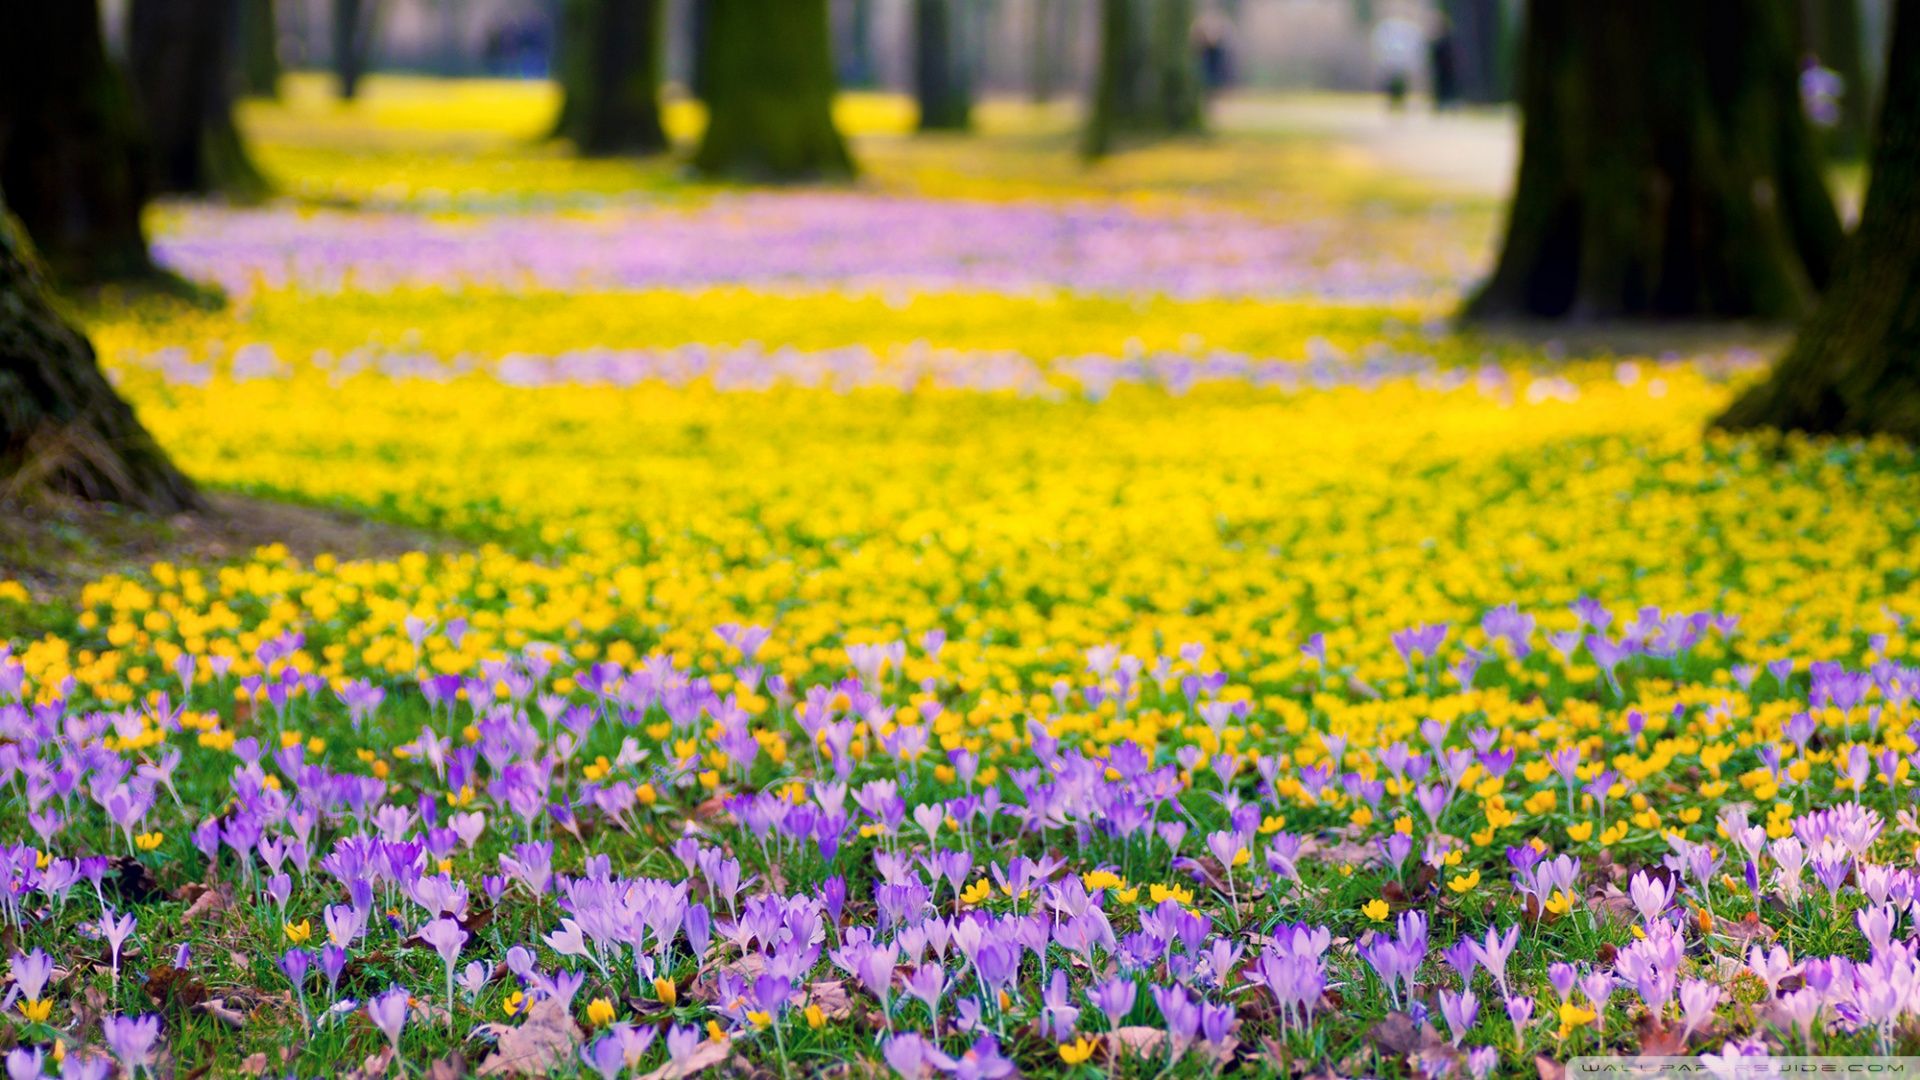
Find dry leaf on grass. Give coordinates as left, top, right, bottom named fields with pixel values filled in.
left=636, top=1038, right=730, bottom=1080
left=473, top=996, right=583, bottom=1076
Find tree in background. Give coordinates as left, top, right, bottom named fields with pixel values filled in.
left=1083, top=0, right=1205, bottom=159
left=129, top=0, right=268, bottom=200
left=915, top=0, right=972, bottom=132
left=0, top=1, right=157, bottom=285
left=1465, top=0, right=1842, bottom=321
left=1716, top=0, right=1920, bottom=438
left=1441, top=0, right=1511, bottom=105
left=0, top=207, right=198, bottom=513
left=841, top=0, right=878, bottom=89
left=553, top=0, right=668, bottom=156
left=692, top=0, right=853, bottom=180
left=1798, top=0, right=1873, bottom=160
left=333, top=0, right=380, bottom=101
left=239, top=0, right=283, bottom=99
left=1029, top=0, right=1065, bottom=103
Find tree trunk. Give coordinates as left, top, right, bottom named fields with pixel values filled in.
left=1029, top=0, right=1059, bottom=103
left=1464, top=0, right=1843, bottom=322
left=0, top=0, right=156, bottom=285
left=1800, top=0, right=1873, bottom=160
left=691, top=0, right=853, bottom=180
left=239, top=0, right=283, bottom=99
left=842, top=0, right=876, bottom=88
left=915, top=0, right=972, bottom=132
left=129, top=0, right=268, bottom=201
left=333, top=0, right=377, bottom=101
left=1083, top=0, right=1204, bottom=158
left=0, top=209, right=197, bottom=513
left=1443, top=0, right=1510, bottom=104
left=555, top=0, right=668, bottom=156
left=1715, top=0, right=1920, bottom=438
left=688, top=0, right=712, bottom=102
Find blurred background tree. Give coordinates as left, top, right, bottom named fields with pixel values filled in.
left=128, top=0, right=269, bottom=200
left=0, top=1, right=156, bottom=286
left=1718, top=0, right=1920, bottom=438
left=1464, top=0, right=1842, bottom=321
left=914, top=0, right=972, bottom=132
left=692, top=0, right=853, bottom=179
left=552, top=0, right=668, bottom=155
left=1084, top=0, right=1206, bottom=158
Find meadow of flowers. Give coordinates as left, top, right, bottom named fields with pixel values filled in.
left=4, top=82, right=1920, bottom=1078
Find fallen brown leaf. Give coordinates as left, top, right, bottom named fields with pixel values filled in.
left=474, top=996, right=583, bottom=1076
left=636, top=1038, right=730, bottom=1080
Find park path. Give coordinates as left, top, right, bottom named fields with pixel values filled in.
left=1216, top=94, right=1518, bottom=198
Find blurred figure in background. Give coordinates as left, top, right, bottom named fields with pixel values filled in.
left=1371, top=11, right=1423, bottom=110
left=1194, top=8, right=1233, bottom=94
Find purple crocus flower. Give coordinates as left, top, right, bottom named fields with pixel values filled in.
left=101, top=1014, right=161, bottom=1075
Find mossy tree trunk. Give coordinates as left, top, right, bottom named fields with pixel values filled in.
left=1442, top=0, right=1511, bottom=104
left=1464, top=0, right=1843, bottom=321
left=333, top=0, right=378, bottom=101
left=1715, top=0, right=1920, bottom=438
left=1083, top=0, right=1204, bottom=159
left=554, top=0, right=668, bottom=156
left=915, top=0, right=972, bottom=132
left=0, top=209, right=197, bottom=512
left=1800, top=0, right=1873, bottom=160
left=129, top=0, right=268, bottom=201
left=691, top=0, right=852, bottom=180
left=0, top=0, right=156, bottom=285
left=239, top=0, right=283, bottom=99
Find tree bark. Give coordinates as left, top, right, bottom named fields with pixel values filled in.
left=0, top=208, right=197, bottom=513
left=129, top=0, right=268, bottom=201
left=0, top=0, right=156, bottom=285
left=1800, top=0, right=1872, bottom=160
left=842, top=0, right=877, bottom=88
left=240, top=0, right=283, bottom=99
left=1464, top=0, right=1843, bottom=322
left=333, top=0, right=377, bottom=101
left=691, top=0, right=853, bottom=180
left=1083, top=0, right=1203, bottom=158
left=915, top=0, right=972, bottom=132
left=1442, top=0, right=1510, bottom=105
left=1715, top=0, right=1920, bottom=439
left=1029, top=0, right=1060, bottom=103
left=554, top=0, right=668, bottom=156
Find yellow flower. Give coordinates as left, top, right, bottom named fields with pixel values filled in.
left=1566, top=821, right=1594, bottom=842
left=1058, top=1037, right=1097, bottom=1064
left=747, top=1010, right=772, bottom=1029
left=134, top=831, right=164, bottom=852
left=503, top=991, right=526, bottom=1017
left=960, top=878, right=993, bottom=905
left=19, top=999, right=52, bottom=1023
left=805, top=1004, right=826, bottom=1029
left=284, top=920, right=312, bottom=944
left=1447, top=869, right=1481, bottom=894
left=654, top=977, right=678, bottom=1007
left=1081, top=870, right=1123, bottom=892
left=586, top=997, right=616, bottom=1027
left=1148, top=883, right=1193, bottom=905
left=1362, top=898, right=1390, bottom=922
left=1558, top=1002, right=1596, bottom=1028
